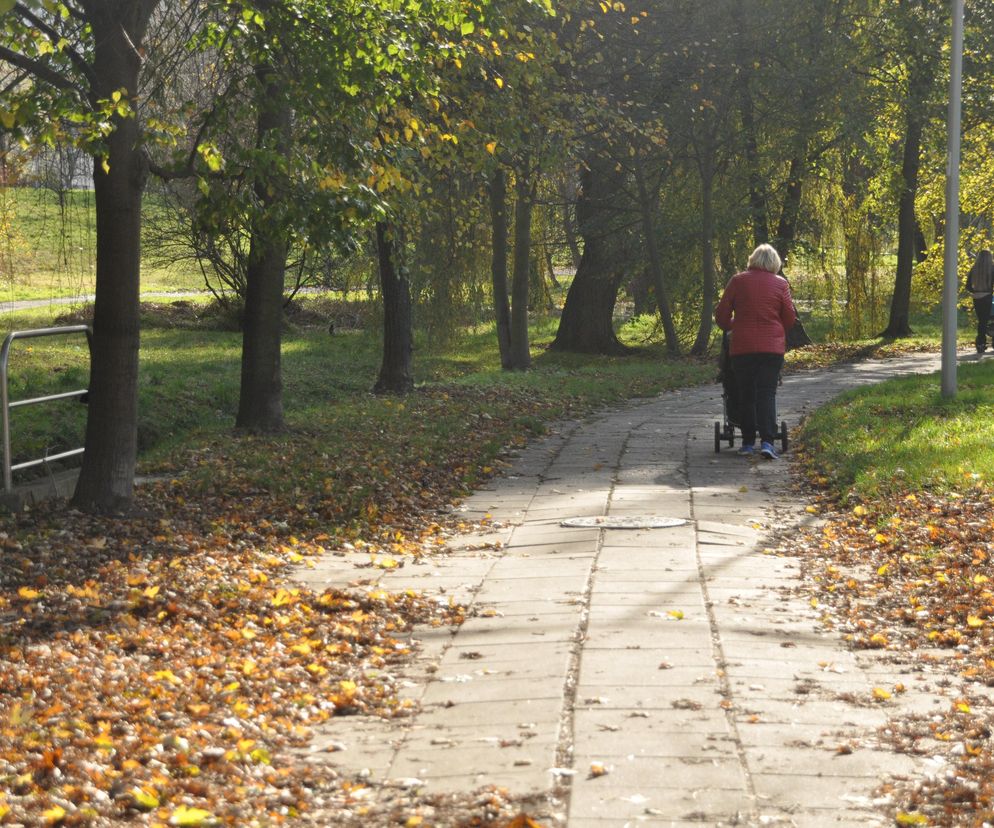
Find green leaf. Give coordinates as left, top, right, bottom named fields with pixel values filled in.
left=0, top=0, right=16, bottom=13
left=460, top=20, right=474, bottom=35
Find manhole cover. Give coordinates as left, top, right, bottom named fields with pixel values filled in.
left=560, top=516, right=687, bottom=529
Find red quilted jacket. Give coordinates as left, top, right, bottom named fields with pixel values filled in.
left=714, top=269, right=797, bottom=356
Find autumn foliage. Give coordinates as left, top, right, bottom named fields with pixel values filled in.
left=0, top=381, right=593, bottom=825
left=788, top=488, right=994, bottom=826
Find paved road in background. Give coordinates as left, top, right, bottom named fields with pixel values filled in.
left=294, top=353, right=968, bottom=827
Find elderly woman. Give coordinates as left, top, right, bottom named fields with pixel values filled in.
left=714, top=244, right=797, bottom=459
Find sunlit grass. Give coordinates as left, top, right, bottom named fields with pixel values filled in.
left=1, top=186, right=205, bottom=299
left=799, top=359, right=994, bottom=501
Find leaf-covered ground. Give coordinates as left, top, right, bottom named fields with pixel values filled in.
left=0, top=341, right=963, bottom=826
left=0, top=385, right=584, bottom=826
left=782, top=482, right=994, bottom=826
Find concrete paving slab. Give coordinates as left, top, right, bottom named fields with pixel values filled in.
left=578, top=650, right=721, bottom=685
left=291, top=353, right=957, bottom=824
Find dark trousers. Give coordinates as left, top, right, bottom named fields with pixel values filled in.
left=731, top=353, right=784, bottom=446
left=974, top=295, right=992, bottom=352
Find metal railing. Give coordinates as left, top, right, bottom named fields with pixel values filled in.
left=1, top=326, right=92, bottom=493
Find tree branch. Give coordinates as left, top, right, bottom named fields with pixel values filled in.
left=0, top=44, right=84, bottom=98
left=13, top=2, right=97, bottom=88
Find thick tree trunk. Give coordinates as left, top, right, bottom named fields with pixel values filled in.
left=550, top=159, right=630, bottom=355
left=236, top=65, right=289, bottom=431
left=489, top=168, right=513, bottom=369
left=634, top=163, right=679, bottom=354
left=72, top=5, right=158, bottom=513
left=374, top=222, right=414, bottom=394
left=630, top=268, right=652, bottom=317
left=881, top=111, right=922, bottom=338
left=507, top=173, right=532, bottom=370
left=690, top=158, right=716, bottom=356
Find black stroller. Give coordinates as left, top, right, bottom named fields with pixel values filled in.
left=714, top=332, right=788, bottom=453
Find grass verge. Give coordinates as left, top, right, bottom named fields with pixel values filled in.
left=796, top=358, right=994, bottom=502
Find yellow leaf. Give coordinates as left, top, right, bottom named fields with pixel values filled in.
left=272, top=588, right=298, bottom=606
left=485, top=141, right=497, bottom=154
left=667, top=609, right=684, bottom=620
left=876, top=563, right=889, bottom=576
left=249, top=747, right=271, bottom=765
left=143, top=585, right=160, bottom=599
left=169, top=805, right=217, bottom=826
left=17, top=586, right=40, bottom=600
left=805, top=505, right=818, bottom=514
left=853, top=505, right=867, bottom=516
left=956, top=701, right=971, bottom=714
left=153, top=670, right=182, bottom=686
left=406, top=817, right=424, bottom=827
left=494, top=77, right=504, bottom=88
left=874, top=533, right=889, bottom=544
left=130, top=787, right=160, bottom=811
left=967, top=615, right=985, bottom=628
left=895, top=812, right=928, bottom=825
left=42, top=805, right=66, bottom=824
left=872, top=687, right=891, bottom=700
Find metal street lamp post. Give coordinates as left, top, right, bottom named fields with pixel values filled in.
left=942, top=0, right=965, bottom=398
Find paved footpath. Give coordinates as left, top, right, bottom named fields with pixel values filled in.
left=293, top=352, right=970, bottom=827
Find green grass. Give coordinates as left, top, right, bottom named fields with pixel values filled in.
left=799, top=358, right=994, bottom=502
left=0, top=304, right=716, bottom=490
left=0, top=186, right=204, bottom=299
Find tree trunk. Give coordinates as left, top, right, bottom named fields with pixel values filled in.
left=881, top=111, right=922, bottom=338
left=72, top=5, right=158, bottom=513
left=914, top=220, right=928, bottom=263
left=373, top=222, right=414, bottom=393
left=737, top=71, right=768, bottom=248
left=236, top=65, right=289, bottom=431
left=550, top=159, right=630, bottom=355
left=489, top=168, right=513, bottom=369
left=690, top=157, right=716, bottom=356
left=507, top=172, right=532, bottom=370
left=630, top=268, right=652, bottom=317
left=558, top=177, right=582, bottom=272
left=773, top=153, right=804, bottom=262
left=634, top=162, right=679, bottom=354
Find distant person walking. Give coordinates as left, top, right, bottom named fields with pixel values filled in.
left=966, top=249, right=994, bottom=354
left=715, top=244, right=797, bottom=459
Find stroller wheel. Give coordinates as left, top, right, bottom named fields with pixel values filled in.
left=714, top=421, right=721, bottom=453
left=780, top=421, right=789, bottom=453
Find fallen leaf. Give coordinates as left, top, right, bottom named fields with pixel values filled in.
left=169, top=805, right=218, bottom=826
